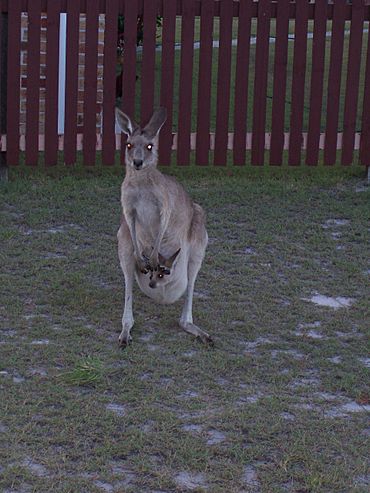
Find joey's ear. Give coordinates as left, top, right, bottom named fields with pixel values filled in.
left=142, top=107, right=167, bottom=138
left=158, top=252, right=166, bottom=266
left=158, top=248, right=181, bottom=268
left=165, top=248, right=181, bottom=268
left=115, top=107, right=139, bottom=136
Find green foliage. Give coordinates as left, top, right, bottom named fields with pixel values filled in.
left=117, top=14, right=163, bottom=53
left=61, top=355, right=105, bottom=386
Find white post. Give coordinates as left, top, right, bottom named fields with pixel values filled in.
left=58, top=13, right=67, bottom=134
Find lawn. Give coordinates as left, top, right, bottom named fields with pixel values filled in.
left=0, top=162, right=369, bottom=492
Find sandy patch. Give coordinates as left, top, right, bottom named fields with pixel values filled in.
left=302, top=294, right=354, bottom=309
left=182, top=424, right=203, bottom=434
left=206, top=430, right=226, bottom=445
left=242, top=465, right=261, bottom=491
left=174, top=471, right=208, bottom=490
left=106, top=403, right=126, bottom=417
left=21, top=458, right=49, bottom=477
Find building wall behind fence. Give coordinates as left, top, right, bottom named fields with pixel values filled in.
left=0, top=0, right=369, bottom=167
left=19, top=11, right=105, bottom=136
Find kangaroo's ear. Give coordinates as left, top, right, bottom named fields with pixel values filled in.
left=143, top=107, right=167, bottom=139
left=115, top=108, right=138, bottom=136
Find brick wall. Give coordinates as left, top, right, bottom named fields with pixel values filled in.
left=20, top=12, right=105, bottom=135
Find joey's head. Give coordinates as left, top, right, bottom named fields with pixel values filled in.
left=115, top=107, right=167, bottom=171
left=147, top=249, right=181, bottom=289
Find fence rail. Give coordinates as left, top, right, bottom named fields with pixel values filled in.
left=0, top=0, right=369, bottom=167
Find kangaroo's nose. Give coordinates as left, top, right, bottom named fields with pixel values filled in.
left=134, top=159, right=143, bottom=169
left=149, top=280, right=156, bottom=289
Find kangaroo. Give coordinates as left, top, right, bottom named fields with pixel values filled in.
left=116, top=107, right=212, bottom=347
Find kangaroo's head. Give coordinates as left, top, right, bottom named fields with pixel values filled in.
left=147, top=248, right=181, bottom=289
left=115, top=107, right=167, bottom=171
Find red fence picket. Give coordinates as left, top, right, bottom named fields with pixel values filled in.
left=159, top=0, right=177, bottom=166
left=324, top=0, right=346, bottom=166
left=102, top=0, right=118, bottom=166
left=121, top=0, right=138, bottom=119
left=289, top=0, right=309, bottom=166
left=270, top=0, right=290, bottom=166
left=341, top=0, right=365, bottom=165
left=252, top=0, right=271, bottom=166
left=214, top=0, right=233, bottom=166
left=0, top=4, right=4, bottom=140
left=120, top=0, right=139, bottom=163
left=25, top=0, right=41, bottom=166
left=196, top=0, right=214, bottom=166
left=1, top=0, right=370, bottom=169
left=233, top=0, right=253, bottom=166
left=177, top=0, right=195, bottom=165
left=306, top=0, right=327, bottom=166
left=360, top=20, right=370, bottom=166
left=141, top=0, right=158, bottom=125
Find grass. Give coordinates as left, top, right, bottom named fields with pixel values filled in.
left=0, top=161, right=369, bottom=492
left=61, top=355, right=106, bottom=386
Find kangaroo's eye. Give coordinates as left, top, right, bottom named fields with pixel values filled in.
left=158, top=273, right=164, bottom=279
left=126, top=143, right=133, bottom=150
left=146, top=144, right=153, bottom=151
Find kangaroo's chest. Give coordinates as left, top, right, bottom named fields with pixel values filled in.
left=135, top=198, right=160, bottom=230
left=123, top=186, right=161, bottom=229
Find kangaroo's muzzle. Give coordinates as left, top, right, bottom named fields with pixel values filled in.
left=134, top=159, right=143, bottom=170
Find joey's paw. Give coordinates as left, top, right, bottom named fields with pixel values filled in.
left=136, top=255, right=151, bottom=274
left=147, top=252, right=160, bottom=271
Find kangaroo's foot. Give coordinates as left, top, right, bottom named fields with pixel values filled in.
left=118, top=321, right=134, bottom=348
left=179, top=321, right=213, bottom=345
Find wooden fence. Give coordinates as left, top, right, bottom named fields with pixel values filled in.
left=0, top=0, right=369, bottom=167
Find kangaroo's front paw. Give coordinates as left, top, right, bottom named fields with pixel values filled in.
left=148, top=252, right=160, bottom=271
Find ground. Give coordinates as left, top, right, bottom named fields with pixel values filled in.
left=0, top=163, right=369, bottom=493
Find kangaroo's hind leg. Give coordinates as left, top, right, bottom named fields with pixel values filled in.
left=179, top=205, right=212, bottom=344
left=117, top=217, right=136, bottom=347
